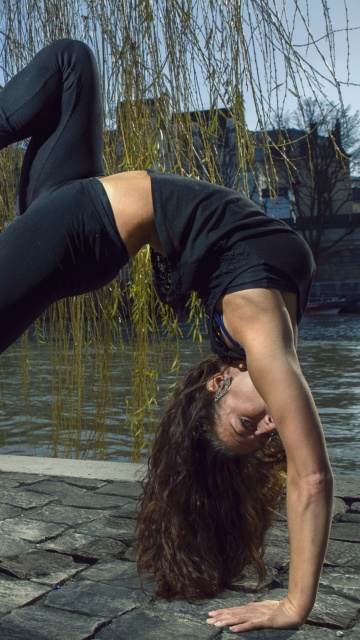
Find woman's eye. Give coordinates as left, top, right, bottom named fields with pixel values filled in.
left=240, top=418, right=253, bottom=430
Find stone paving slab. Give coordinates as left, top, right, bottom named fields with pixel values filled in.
left=0, top=605, right=106, bottom=640
left=230, top=561, right=279, bottom=593
left=0, top=461, right=359, bottom=639
left=319, top=567, right=360, bottom=604
left=333, top=497, right=348, bottom=520
left=75, top=515, right=135, bottom=545
left=0, top=504, right=22, bottom=521
left=27, top=503, right=111, bottom=526
left=95, top=609, right=221, bottom=639
left=44, top=578, right=148, bottom=616
left=0, top=516, right=68, bottom=543
left=0, top=489, right=56, bottom=509
left=330, top=522, right=360, bottom=542
left=58, top=491, right=132, bottom=510
left=23, top=479, right=88, bottom=498
left=74, top=559, right=141, bottom=586
left=334, top=477, right=360, bottom=500
left=50, top=476, right=107, bottom=490
left=145, top=590, right=256, bottom=625
left=39, top=531, right=128, bottom=559
left=341, top=513, right=360, bottom=523
left=94, top=480, right=142, bottom=499
left=0, top=549, right=87, bottom=586
left=111, top=501, right=139, bottom=519
left=325, top=538, right=360, bottom=569
left=1, top=533, right=34, bottom=557
left=0, top=575, right=50, bottom=616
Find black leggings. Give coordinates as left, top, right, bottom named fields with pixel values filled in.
left=0, top=39, right=129, bottom=353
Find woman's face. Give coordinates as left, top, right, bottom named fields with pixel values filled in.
left=207, top=365, right=277, bottom=455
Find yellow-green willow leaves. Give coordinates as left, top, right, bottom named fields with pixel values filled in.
left=0, top=0, right=350, bottom=459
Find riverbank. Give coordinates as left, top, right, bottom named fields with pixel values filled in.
left=0, top=456, right=359, bottom=639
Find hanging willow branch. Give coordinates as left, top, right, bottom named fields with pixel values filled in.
left=0, top=0, right=352, bottom=460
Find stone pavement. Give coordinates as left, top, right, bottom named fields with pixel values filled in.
left=0, top=457, right=359, bottom=639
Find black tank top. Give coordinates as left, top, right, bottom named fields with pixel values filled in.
left=147, top=169, right=315, bottom=359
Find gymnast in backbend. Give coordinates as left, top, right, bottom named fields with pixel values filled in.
left=0, top=39, right=333, bottom=633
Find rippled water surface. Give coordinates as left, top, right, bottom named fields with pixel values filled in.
left=0, top=314, right=359, bottom=475
left=297, top=315, right=360, bottom=476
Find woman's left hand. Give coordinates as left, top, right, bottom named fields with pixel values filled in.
left=206, top=598, right=305, bottom=633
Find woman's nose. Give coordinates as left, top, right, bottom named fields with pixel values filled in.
left=255, top=414, right=276, bottom=435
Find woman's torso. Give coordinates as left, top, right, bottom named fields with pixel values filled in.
left=98, top=169, right=315, bottom=357
left=98, top=171, right=163, bottom=257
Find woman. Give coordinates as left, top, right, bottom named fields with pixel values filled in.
left=0, top=39, right=333, bottom=632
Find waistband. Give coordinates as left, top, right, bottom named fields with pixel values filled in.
left=82, top=177, right=130, bottom=262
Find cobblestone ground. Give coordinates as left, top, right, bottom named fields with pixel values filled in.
left=0, top=471, right=359, bottom=639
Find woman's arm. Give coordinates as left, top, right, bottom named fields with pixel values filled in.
left=208, top=288, right=333, bottom=633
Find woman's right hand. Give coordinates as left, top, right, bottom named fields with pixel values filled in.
left=207, top=597, right=306, bottom=633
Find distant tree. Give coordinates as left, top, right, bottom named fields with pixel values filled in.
left=270, top=99, right=360, bottom=262
left=293, top=99, right=360, bottom=175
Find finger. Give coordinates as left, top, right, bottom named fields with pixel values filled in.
left=207, top=609, right=240, bottom=624
left=229, top=619, right=266, bottom=633
left=208, top=606, right=250, bottom=617
left=208, top=608, right=231, bottom=616
left=207, top=613, right=249, bottom=628
left=207, top=606, right=261, bottom=622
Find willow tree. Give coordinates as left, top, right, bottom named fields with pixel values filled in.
left=0, top=0, right=352, bottom=460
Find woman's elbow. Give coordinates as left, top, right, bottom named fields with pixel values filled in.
left=295, top=470, right=334, bottom=500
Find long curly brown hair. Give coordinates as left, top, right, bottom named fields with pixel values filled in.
left=136, top=354, right=286, bottom=602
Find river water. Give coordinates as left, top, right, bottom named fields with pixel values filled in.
left=0, top=314, right=359, bottom=476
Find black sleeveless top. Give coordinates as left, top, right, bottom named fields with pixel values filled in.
left=147, top=170, right=315, bottom=359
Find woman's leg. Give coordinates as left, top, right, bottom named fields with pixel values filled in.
left=0, top=38, right=105, bottom=212
left=0, top=40, right=125, bottom=352
left=0, top=179, right=129, bottom=354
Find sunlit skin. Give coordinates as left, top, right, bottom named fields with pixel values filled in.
left=207, top=364, right=277, bottom=455
left=98, top=171, right=164, bottom=257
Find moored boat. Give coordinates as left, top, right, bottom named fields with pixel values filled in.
left=305, top=297, right=345, bottom=314
left=339, top=297, right=360, bottom=313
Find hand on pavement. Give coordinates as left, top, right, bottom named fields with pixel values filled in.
left=207, top=598, right=305, bottom=633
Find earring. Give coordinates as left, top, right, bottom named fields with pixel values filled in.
left=214, top=377, right=233, bottom=402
